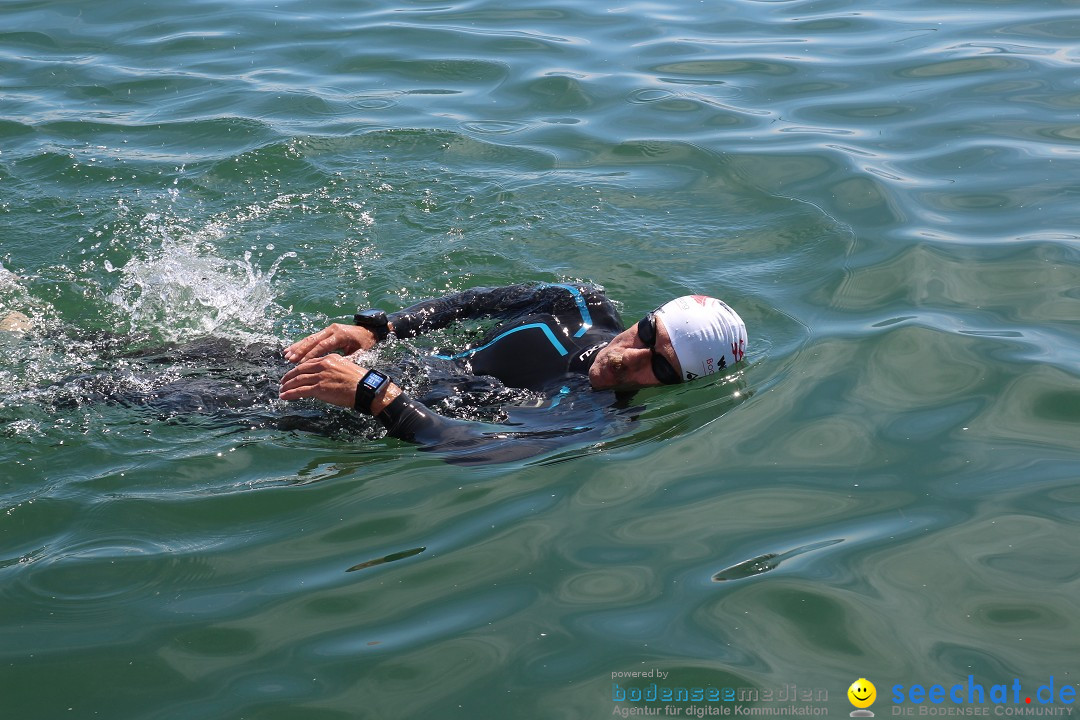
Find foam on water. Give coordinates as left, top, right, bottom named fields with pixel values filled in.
left=106, top=232, right=296, bottom=346
left=0, top=262, right=22, bottom=293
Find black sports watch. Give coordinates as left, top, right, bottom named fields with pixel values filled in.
left=353, top=308, right=390, bottom=342
left=354, top=369, right=391, bottom=414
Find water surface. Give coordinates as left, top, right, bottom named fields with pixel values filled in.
left=2, top=0, right=1079, bottom=718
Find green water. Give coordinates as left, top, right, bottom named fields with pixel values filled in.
left=2, top=0, right=1079, bottom=718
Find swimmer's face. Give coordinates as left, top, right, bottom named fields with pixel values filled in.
left=589, top=315, right=682, bottom=391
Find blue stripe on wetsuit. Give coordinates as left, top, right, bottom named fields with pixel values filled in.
left=545, top=283, right=593, bottom=337
left=434, top=322, right=569, bottom=360
left=433, top=284, right=593, bottom=360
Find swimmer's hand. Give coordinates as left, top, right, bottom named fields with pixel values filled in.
left=278, top=355, right=400, bottom=414
left=279, top=354, right=363, bottom=408
left=284, top=323, right=383, bottom=363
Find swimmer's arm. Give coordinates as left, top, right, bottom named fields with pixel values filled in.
left=286, top=283, right=619, bottom=362
left=388, top=284, right=533, bottom=338
left=374, top=390, right=552, bottom=467
left=372, top=391, right=456, bottom=444
left=375, top=391, right=603, bottom=466
left=283, top=287, right=506, bottom=362
left=277, top=356, right=582, bottom=464
left=277, top=355, right=451, bottom=437
left=389, top=282, right=619, bottom=338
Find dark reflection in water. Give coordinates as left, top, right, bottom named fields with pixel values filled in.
left=346, top=546, right=426, bottom=573
left=713, top=539, right=843, bottom=582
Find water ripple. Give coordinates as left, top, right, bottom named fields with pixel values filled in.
left=4, top=0, right=1080, bottom=716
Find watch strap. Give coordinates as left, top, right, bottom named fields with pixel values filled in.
left=354, top=369, right=391, bottom=413
left=353, top=309, right=390, bottom=342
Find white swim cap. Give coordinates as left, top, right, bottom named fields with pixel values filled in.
left=654, top=295, right=747, bottom=382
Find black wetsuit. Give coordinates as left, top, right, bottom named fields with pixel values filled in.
left=372, top=283, right=631, bottom=462
left=45, top=283, right=634, bottom=465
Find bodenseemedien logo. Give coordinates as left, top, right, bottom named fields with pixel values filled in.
left=849, top=678, right=877, bottom=717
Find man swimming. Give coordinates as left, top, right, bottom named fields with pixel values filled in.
left=279, top=283, right=747, bottom=453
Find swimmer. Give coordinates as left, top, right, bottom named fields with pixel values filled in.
left=280, top=283, right=747, bottom=452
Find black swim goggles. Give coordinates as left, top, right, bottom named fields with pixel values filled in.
left=636, top=312, right=682, bottom=385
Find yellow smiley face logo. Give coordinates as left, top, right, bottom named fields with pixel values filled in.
left=848, top=678, right=876, bottom=709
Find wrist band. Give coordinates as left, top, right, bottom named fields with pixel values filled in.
left=354, top=309, right=390, bottom=342
left=354, top=369, right=391, bottom=414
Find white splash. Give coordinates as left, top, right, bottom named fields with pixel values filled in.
left=108, top=237, right=296, bottom=344
left=0, top=261, right=22, bottom=292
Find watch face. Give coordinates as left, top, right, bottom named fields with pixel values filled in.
left=356, top=309, right=387, bottom=324
left=362, top=372, right=387, bottom=391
